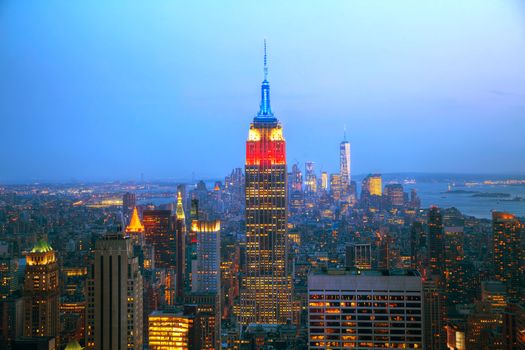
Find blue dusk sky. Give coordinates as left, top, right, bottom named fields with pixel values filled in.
left=1, top=0, right=525, bottom=183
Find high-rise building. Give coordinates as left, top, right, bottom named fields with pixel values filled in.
left=339, top=132, right=351, bottom=187
left=143, top=209, right=174, bottom=269
left=492, top=212, right=523, bottom=301
left=86, top=232, right=143, bottom=350
left=330, top=174, right=342, bottom=202
left=410, top=221, right=426, bottom=270
left=481, top=281, right=507, bottom=312
left=183, top=296, right=220, bottom=350
left=320, top=172, right=328, bottom=191
left=23, top=238, right=60, bottom=339
left=241, top=42, right=292, bottom=326
left=428, top=206, right=444, bottom=274
left=423, top=277, right=446, bottom=350
left=466, top=301, right=504, bottom=349
left=0, top=292, right=23, bottom=346
left=308, top=269, right=423, bottom=349
left=192, top=220, right=220, bottom=293
left=362, top=174, right=382, bottom=197
left=384, top=183, right=405, bottom=208
left=443, top=226, right=465, bottom=306
left=175, top=192, right=186, bottom=302
left=122, top=192, right=136, bottom=219
left=148, top=311, right=193, bottom=350
left=345, top=243, right=372, bottom=269
left=305, top=162, right=317, bottom=195
left=361, top=174, right=382, bottom=210
left=0, top=248, right=18, bottom=300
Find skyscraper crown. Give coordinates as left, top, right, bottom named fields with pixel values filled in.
left=255, top=40, right=277, bottom=123
left=176, top=191, right=185, bottom=220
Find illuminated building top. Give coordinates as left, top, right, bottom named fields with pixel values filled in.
left=65, top=340, right=83, bottom=350
left=31, top=238, right=53, bottom=253
left=176, top=191, right=185, bottom=220
left=125, top=206, right=144, bottom=233
left=246, top=43, right=286, bottom=167
left=27, top=238, right=57, bottom=266
left=254, top=39, right=277, bottom=124
left=191, top=219, right=220, bottom=233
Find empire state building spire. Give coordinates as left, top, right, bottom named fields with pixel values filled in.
left=256, top=39, right=275, bottom=121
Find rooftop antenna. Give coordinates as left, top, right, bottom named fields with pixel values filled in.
left=343, top=124, right=347, bottom=141
left=264, top=39, right=268, bottom=81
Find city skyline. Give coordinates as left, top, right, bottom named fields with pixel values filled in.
left=2, top=1, right=525, bottom=183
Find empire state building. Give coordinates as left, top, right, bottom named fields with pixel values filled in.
left=240, top=42, right=293, bottom=325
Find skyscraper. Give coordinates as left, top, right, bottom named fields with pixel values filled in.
left=86, top=232, right=143, bottom=350
left=339, top=131, right=351, bottom=188
left=384, top=183, right=405, bottom=208
left=361, top=174, right=382, bottom=197
left=320, top=171, right=328, bottom=191
left=143, top=209, right=174, bottom=269
left=241, top=42, right=292, bottom=326
left=305, top=162, right=317, bottom=195
left=428, top=206, right=444, bottom=274
left=23, top=238, right=59, bottom=338
left=492, top=212, right=523, bottom=301
left=192, top=220, right=220, bottom=293
left=123, top=192, right=136, bottom=218
left=443, top=226, right=465, bottom=306
left=175, top=192, right=187, bottom=302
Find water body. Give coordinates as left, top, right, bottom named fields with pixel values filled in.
left=137, top=180, right=525, bottom=220
left=404, top=183, right=525, bottom=219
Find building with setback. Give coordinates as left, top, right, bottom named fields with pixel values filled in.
left=240, top=42, right=293, bottom=326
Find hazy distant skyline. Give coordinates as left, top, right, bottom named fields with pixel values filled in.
left=1, top=1, right=525, bottom=183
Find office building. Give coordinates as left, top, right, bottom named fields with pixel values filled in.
left=305, top=162, right=317, bottom=195
left=123, top=192, right=136, bottom=218
left=143, top=209, right=174, bottom=269
left=241, top=43, right=293, bottom=325
left=384, top=184, right=404, bottom=208
left=339, top=134, right=351, bottom=187
left=148, top=311, right=192, bottom=350
left=362, top=174, right=382, bottom=197
left=192, top=220, right=220, bottom=293
left=175, top=192, right=186, bottom=302
left=423, top=277, right=446, bottom=350
left=308, top=269, right=423, bottom=349
left=86, top=232, right=143, bottom=350
left=428, top=207, right=444, bottom=274
left=492, top=212, right=523, bottom=301
left=321, top=172, right=328, bottom=191
left=481, top=281, right=507, bottom=312
left=443, top=226, right=465, bottom=306
left=330, top=174, right=342, bottom=202
left=345, top=243, right=372, bottom=270
left=23, top=239, right=60, bottom=338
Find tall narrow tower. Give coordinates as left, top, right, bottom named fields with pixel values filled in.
left=175, top=191, right=186, bottom=302
left=340, top=128, right=351, bottom=188
left=241, top=41, right=292, bottom=325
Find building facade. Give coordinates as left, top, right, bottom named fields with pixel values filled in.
left=86, top=233, right=143, bottom=350
left=492, top=212, right=523, bottom=301
left=308, top=269, right=423, bottom=349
